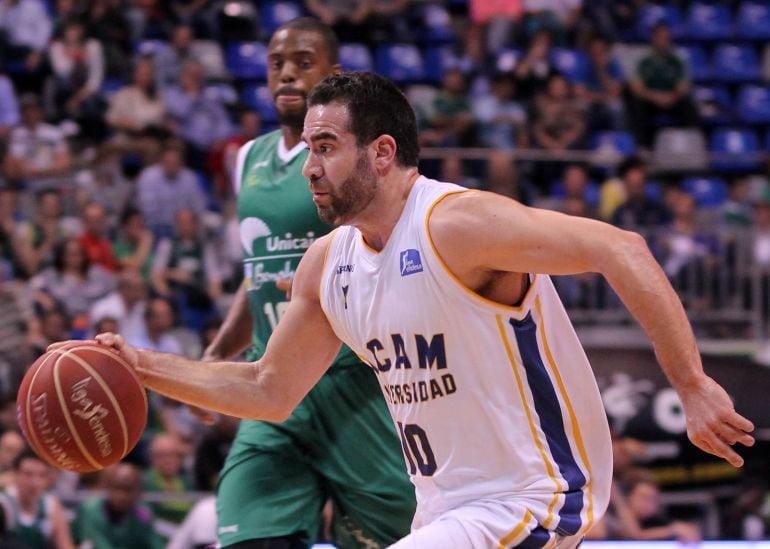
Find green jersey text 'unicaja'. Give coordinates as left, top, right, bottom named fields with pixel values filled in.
left=237, top=130, right=357, bottom=368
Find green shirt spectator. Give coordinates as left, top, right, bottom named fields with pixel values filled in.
left=72, top=497, right=164, bottom=549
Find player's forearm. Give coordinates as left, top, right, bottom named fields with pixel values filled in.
left=204, top=281, right=253, bottom=359
left=602, top=232, right=707, bottom=391
left=135, top=348, right=288, bottom=421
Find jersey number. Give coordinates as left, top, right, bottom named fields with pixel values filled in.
left=397, top=422, right=437, bottom=476
left=263, top=302, right=290, bottom=331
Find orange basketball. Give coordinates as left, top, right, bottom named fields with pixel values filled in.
left=16, top=341, right=148, bottom=472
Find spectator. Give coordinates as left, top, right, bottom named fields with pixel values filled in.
left=141, top=433, right=194, bottom=539
left=624, top=471, right=702, bottom=542
left=610, top=156, right=671, bottom=231
left=73, top=462, right=164, bottom=549
left=0, top=68, right=19, bottom=142
left=151, top=208, right=221, bottom=331
left=628, top=23, right=699, bottom=148
left=14, top=189, right=81, bottom=277
left=522, top=0, right=582, bottom=43
left=162, top=58, right=233, bottom=162
left=206, top=107, right=260, bottom=200
left=0, top=271, right=35, bottom=395
left=0, top=431, right=24, bottom=489
left=89, top=268, right=147, bottom=342
left=112, top=207, right=154, bottom=281
left=153, top=23, right=195, bottom=89
left=538, top=163, right=598, bottom=215
left=136, top=139, right=207, bottom=238
left=29, top=237, right=116, bottom=329
left=128, top=296, right=182, bottom=354
left=29, top=307, right=70, bottom=357
left=575, top=35, right=625, bottom=131
left=77, top=202, right=118, bottom=272
left=420, top=68, right=475, bottom=148
left=513, top=29, right=557, bottom=102
left=105, top=56, right=168, bottom=161
left=47, top=16, right=105, bottom=138
left=3, top=94, right=72, bottom=192
left=532, top=73, right=586, bottom=151
left=472, top=72, right=527, bottom=149
left=85, top=0, right=132, bottom=79
left=0, top=450, right=75, bottom=549
left=0, top=0, right=53, bottom=93
left=467, top=0, right=523, bottom=62
left=305, top=0, right=411, bottom=44
left=720, top=177, right=754, bottom=230
left=74, top=144, right=133, bottom=227
left=0, top=186, right=27, bottom=279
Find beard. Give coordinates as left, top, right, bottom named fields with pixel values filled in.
left=315, top=150, right=378, bottom=225
left=276, top=107, right=306, bottom=129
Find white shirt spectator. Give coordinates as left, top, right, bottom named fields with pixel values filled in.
left=49, top=38, right=104, bottom=95
left=89, top=291, right=147, bottom=342
left=166, top=495, right=217, bottom=549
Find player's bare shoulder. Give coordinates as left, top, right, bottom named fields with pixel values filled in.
left=292, top=232, right=337, bottom=298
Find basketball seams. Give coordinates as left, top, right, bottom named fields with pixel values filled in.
left=50, top=347, right=130, bottom=460
left=51, top=352, right=102, bottom=470
left=23, top=352, right=64, bottom=468
left=72, top=344, right=148, bottom=415
left=52, top=347, right=130, bottom=457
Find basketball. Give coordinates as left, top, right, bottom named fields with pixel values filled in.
left=16, top=341, right=148, bottom=473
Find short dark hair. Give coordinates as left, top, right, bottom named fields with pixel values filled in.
left=308, top=72, right=420, bottom=167
left=617, top=155, right=646, bottom=179
left=275, top=17, right=339, bottom=65
left=12, top=449, right=46, bottom=471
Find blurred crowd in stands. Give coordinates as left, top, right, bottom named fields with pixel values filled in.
left=0, top=0, right=770, bottom=546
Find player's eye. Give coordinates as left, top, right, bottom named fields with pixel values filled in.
left=300, top=59, right=313, bottom=70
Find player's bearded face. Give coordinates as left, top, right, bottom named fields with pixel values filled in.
left=314, top=148, right=377, bottom=225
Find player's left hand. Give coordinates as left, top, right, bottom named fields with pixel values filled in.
left=679, top=376, right=754, bottom=467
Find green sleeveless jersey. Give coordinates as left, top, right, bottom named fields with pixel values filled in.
left=237, top=130, right=358, bottom=368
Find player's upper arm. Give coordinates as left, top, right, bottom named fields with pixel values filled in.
left=256, top=235, right=343, bottom=418
left=430, top=191, right=647, bottom=278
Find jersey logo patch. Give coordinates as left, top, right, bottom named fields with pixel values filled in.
left=400, top=249, right=423, bottom=276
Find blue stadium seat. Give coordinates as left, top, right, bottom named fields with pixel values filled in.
left=424, top=46, right=468, bottom=83
left=685, top=3, right=733, bottom=41
left=134, top=39, right=167, bottom=56
left=226, top=42, right=268, bottom=80
left=681, top=176, right=729, bottom=207
left=550, top=48, right=588, bottom=83
left=736, top=1, right=770, bottom=40
left=240, top=85, right=278, bottom=123
left=591, top=131, right=637, bottom=156
left=693, top=85, right=733, bottom=125
left=710, top=128, right=761, bottom=171
left=375, top=44, right=426, bottom=83
left=712, top=44, right=760, bottom=82
left=421, top=3, right=455, bottom=44
left=636, top=4, right=684, bottom=40
left=737, top=85, right=770, bottom=124
left=339, top=43, right=373, bottom=72
left=676, top=45, right=710, bottom=82
left=259, top=1, right=303, bottom=36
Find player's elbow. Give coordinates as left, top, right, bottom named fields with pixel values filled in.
left=243, top=366, right=296, bottom=422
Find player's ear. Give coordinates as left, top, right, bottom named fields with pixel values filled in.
left=331, top=63, right=343, bottom=75
left=372, top=134, right=397, bottom=170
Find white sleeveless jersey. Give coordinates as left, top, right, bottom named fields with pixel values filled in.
left=320, top=177, right=612, bottom=537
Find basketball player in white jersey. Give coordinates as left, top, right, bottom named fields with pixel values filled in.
left=78, top=71, right=754, bottom=548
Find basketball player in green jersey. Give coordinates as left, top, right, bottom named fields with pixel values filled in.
left=202, top=17, right=415, bottom=549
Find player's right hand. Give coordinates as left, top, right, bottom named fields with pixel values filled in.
left=93, top=332, right=140, bottom=371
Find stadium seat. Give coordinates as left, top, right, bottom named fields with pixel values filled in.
left=225, top=42, right=268, bottom=81
left=339, top=43, right=373, bottom=72
left=736, top=1, right=770, bottom=40
left=635, top=4, right=684, bottom=40
left=653, top=128, right=709, bottom=172
left=375, top=44, right=426, bottom=83
left=134, top=39, right=167, bottom=56
left=550, top=48, right=588, bottom=83
left=685, top=3, right=733, bottom=41
left=737, top=85, right=770, bottom=124
left=712, top=44, right=760, bottom=82
left=710, top=128, right=761, bottom=171
left=591, top=131, right=637, bottom=156
left=693, top=85, right=733, bottom=126
left=681, top=176, right=729, bottom=207
left=421, top=3, right=455, bottom=44
left=675, top=45, right=710, bottom=83
left=240, top=85, right=278, bottom=123
left=259, top=1, right=303, bottom=36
